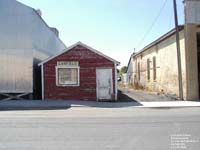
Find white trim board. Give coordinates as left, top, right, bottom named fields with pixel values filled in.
left=38, top=41, right=120, bottom=66
left=55, top=66, right=80, bottom=87
left=41, top=65, right=44, bottom=100
left=96, top=68, right=113, bottom=101
left=114, top=63, right=118, bottom=101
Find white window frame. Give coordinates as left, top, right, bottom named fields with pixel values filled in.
left=56, top=66, right=80, bottom=87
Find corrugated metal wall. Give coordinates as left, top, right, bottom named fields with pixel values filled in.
left=0, top=0, right=66, bottom=95
left=185, top=0, right=200, bottom=24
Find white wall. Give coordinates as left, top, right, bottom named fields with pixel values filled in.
left=132, top=30, right=186, bottom=98
left=126, top=57, right=134, bottom=85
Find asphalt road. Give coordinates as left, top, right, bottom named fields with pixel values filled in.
left=0, top=107, right=200, bottom=150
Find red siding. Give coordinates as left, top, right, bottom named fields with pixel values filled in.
left=43, top=45, right=116, bottom=101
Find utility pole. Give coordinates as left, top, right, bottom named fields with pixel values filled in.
left=173, top=0, right=183, bottom=100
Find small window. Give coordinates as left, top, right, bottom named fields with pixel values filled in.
left=56, top=66, right=80, bottom=86
left=153, top=56, right=156, bottom=80
left=147, top=59, right=150, bottom=80
left=138, top=62, right=140, bottom=80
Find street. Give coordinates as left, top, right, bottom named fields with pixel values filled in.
left=0, top=107, right=200, bottom=150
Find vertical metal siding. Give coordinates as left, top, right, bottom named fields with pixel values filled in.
left=0, top=0, right=66, bottom=93
left=185, top=0, right=200, bottom=24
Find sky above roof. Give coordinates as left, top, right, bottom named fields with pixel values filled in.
left=17, top=0, right=184, bottom=67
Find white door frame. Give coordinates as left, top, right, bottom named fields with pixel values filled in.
left=96, top=68, right=113, bottom=101
left=114, top=63, right=118, bottom=101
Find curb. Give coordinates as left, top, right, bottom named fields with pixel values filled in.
left=62, top=101, right=200, bottom=108
left=135, top=101, right=200, bottom=108
left=0, top=100, right=200, bottom=110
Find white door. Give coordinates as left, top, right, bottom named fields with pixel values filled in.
left=96, top=68, right=113, bottom=100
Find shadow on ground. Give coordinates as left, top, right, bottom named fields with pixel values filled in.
left=78, top=100, right=142, bottom=108
left=117, top=90, right=138, bottom=102
left=0, top=97, right=142, bottom=111
left=0, top=88, right=143, bottom=111
left=0, top=106, right=71, bottom=111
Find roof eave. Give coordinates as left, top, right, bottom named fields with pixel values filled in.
left=39, top=41, right=120, bottom=66
left=133, top=25, right=184, bottom=58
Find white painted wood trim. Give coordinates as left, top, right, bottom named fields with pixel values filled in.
left=110, top=68, right=113, bottom=100
left=96, top=69, right=99, bottom=102
left=55, top=66, right=80, bottom=87
left=41, top=64, right=44, bottom=100
left=96, top=68, right=113, bottom=101
left=114, top=63, right=118, bottom=101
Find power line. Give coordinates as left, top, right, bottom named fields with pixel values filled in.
left=136, top=0, right=169, bottom=50
left=169, top=10, right=174, bottom=29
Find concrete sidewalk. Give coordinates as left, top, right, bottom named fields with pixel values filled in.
left=139, top=101, right=200, bottom=108
left=0, top=100, right=200, bottom=110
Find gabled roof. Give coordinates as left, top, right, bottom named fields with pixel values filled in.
left=133, top=25, right=184, bottom=58
left=39, top=41, right=120, bottom=66
left=126, top=26, right=184, bottom=70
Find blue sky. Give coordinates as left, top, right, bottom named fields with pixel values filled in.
left=18, top=0, right=184, bottom=67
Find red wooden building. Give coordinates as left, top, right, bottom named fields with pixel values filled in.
left=39, top=42, right=120, bottom=101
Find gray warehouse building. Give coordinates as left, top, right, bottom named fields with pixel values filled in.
left=0, top=0, right=67, bottom=100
